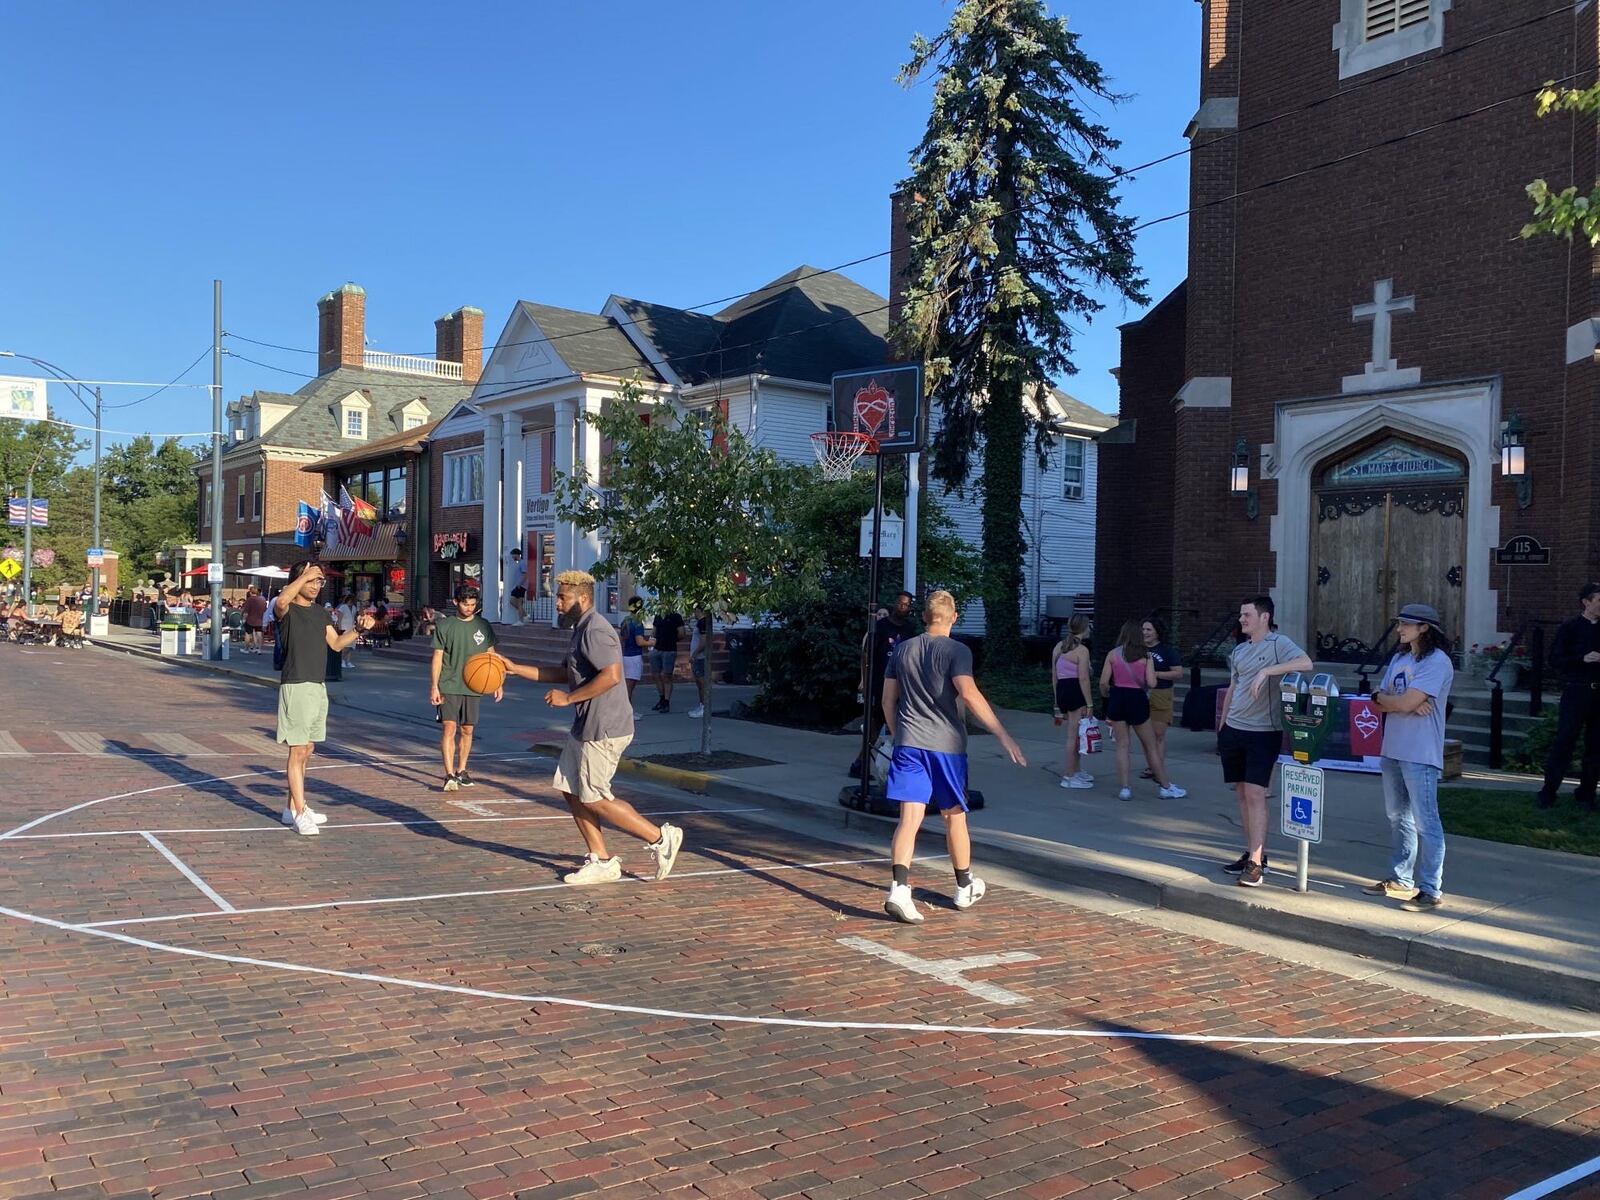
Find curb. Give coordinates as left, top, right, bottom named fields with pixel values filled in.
left=531, top=737, right=1599, bottom=1014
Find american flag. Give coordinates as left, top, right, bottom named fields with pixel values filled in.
left=6, top=499, right=47, bottom=527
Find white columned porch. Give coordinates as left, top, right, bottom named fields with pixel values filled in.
left=552, top=398, right=577, bottom=615
left=482, top=416, right=503, bottom=622
left=500, top=411, right=525, bottom=570
left=578, top=392, right=604, bottom=570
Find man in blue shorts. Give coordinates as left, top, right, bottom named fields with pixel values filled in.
left=880, top=589, right=1027, bottom=923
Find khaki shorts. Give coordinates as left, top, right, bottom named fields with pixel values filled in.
left=277, top=681, right=328, bottom=745
left=1148, top=687, right=1175, bottom=726
left=553, top=734, right=633, bottom=804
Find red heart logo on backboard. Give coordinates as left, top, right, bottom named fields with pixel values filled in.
left=854, top=382, right=894, bottom=438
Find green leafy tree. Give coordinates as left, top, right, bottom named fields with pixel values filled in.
left=753, top=467, right=982, bottom=728
left=555, top=378, right=806, bottom=754
left=99, top=436, right=202, bottom=582
left=897, top=0, right=1144, bottom=668
left=1523, top=82, right=1600, bottom=244
left=0, top=419, right=83, bottom=503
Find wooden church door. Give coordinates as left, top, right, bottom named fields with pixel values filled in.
left=1311, top=436, right=1466, bottom=661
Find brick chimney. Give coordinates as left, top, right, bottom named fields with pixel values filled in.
left=317, top=282, right=366, bottom=375
left=435, top=306, right=484, bottom=384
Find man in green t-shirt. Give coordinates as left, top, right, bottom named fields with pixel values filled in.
left=430, top=585, right=500, bottom=791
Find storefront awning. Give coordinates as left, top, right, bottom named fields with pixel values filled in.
left=320, top=522, right=404, bottom=562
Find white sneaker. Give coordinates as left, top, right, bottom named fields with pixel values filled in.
left=280, top=806, right=328, bottom=826
left=1118, top=787, right=1133, bottom=802
left=1159, top=783, right=1188, bottom=799
left=293, top=810, right=320, bottom=836
left=688, top=705, right=705, bottom=719
left=884, top=882, right=923, bottom=923
left=954, top=877, right=987, bottom=910
left=1060, top=774, right=1094, bottom=789
left=649, top=823, right=683, bottom=881
left=562, top=854, right=622, bottom=885
left=442, top=775, right=460, bottom=792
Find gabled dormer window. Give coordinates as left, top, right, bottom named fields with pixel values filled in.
left=337, top=390, right=372, bottom=440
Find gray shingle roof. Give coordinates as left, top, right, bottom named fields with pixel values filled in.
left=251, top=366, right=473, bottom=455
left=609, top=297, right=722, bottom=382
left=518, top=302, right=664, bottom=381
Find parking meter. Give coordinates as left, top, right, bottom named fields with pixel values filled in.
left=1280, top=671, right=1340, bottom=763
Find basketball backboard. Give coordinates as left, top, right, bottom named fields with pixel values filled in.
left=829, top=364, right=923, bottom=454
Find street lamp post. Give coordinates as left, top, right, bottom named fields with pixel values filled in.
left=0, top=352, right=104, bottom=617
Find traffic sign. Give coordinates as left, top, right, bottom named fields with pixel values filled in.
left=0, top=558, right=18, bottom=580
left=207, top=562, right=225, bottom=585
left=87, top=547, right=104, bottom=567
left=1280, top=763, right=1324, bottom=844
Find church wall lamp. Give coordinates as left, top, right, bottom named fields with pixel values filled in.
left=1500, top=411, right=1531, bottom=509
left=1230, top=437, right=1259, bottom=520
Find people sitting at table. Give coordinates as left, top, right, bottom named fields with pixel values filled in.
left=56, top=599, right=84, bottom=648
left=389, top=608, right=414, bottom=641
left=417, top=605, right=438, bottom=639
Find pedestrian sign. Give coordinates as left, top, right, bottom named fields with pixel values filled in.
left=0, top=558, right=18, bottom=580
left=1279, top=763, right=1324, bottom=844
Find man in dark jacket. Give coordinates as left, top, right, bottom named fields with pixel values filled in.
left=1537, top=582, right=1600, bottom=810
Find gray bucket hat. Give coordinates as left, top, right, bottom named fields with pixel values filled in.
left=1395, top=602, right=1446, bottom=633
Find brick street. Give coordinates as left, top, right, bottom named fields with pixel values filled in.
left=2, top=649, right=1598, bottom=1199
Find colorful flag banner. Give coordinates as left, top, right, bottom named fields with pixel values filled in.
left=6, top=498, right=47, bottom=527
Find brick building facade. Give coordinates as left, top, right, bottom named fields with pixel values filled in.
left=1098, top=0, right=1596, bottom=658
left=196, top=285, right=478, bottom=583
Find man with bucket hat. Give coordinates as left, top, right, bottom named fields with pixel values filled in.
left=1535, top=582, right=1600, bottom=811
left=1362, top=602, right=1455, bottom=912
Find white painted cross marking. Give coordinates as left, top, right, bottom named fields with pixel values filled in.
left=0, top=732, right=26, bottom=756
left=448, top=796, right=535, bottom=819
left=839, top=935, right=1041, bottom=1006
left=140, top=831, right=235, bottom=912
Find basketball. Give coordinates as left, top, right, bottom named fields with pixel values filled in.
left=462, top=652, right=506, bottom=695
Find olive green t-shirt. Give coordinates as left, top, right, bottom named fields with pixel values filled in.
left=433, top=614, right=497, bottom=695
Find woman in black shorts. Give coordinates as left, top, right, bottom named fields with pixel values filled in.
left=1099, top=620, right=1186, bottom=803
left=1050, top=616, right=1094, bottom=788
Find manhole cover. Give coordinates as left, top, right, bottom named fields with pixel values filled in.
left=553, top=901, right=596, bottom=914
left=577, top=943, right=626, bottom=956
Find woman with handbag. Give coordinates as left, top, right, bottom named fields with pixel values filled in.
left=1051, top=616, right=1094, bottom=789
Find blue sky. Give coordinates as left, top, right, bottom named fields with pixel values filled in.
left=0, top=2, right=1197, bottom=456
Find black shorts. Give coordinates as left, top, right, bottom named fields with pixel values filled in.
left=1219, top=723, right=1282, bottom=787
left=1054, top=679, right=1088, bottom=713
left=438, top=693, right=481, bottom=726
left=511, top=586, right=527, bottom=599
left=245, top=623, right=262, bottom=633
left=1105, top=685, right=1149, bottom=726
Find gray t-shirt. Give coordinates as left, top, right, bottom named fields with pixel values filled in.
left=884, top=634, right=974, bottom=755
left=1378, top=648, right=1453, bottom=769
left=565, top=607, right=634, bottom=741
left=1225, top=632, right=1306, bottom=732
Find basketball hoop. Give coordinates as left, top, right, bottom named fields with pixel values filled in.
left=810, top=431, right=876, bottom=481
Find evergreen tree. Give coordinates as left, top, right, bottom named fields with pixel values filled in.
left=897, top=0, right=1144, bottom=667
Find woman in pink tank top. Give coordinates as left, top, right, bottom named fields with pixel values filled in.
left=1050, top=616, right=1093, bottom=788
left=1098, top=620, right=1187, bottom=803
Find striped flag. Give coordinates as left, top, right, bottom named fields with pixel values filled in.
left=5, top=499, right=47, bottom=527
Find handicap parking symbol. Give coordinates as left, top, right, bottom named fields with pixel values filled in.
left=1290, top=796, right=1314, bottom=827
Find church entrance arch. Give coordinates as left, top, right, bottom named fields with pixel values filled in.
left=1310, top=433, right=1466, bottom=662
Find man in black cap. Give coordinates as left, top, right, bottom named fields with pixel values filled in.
left=1537, top=582, right=1600, bottom=810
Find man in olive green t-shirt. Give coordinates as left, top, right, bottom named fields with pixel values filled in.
left=430, top=585, right=499, bottom=791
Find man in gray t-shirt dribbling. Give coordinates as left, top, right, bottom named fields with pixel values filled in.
left=495, top=571, right=683, bottom=886
left=880, top=590, right=1026, bottom=924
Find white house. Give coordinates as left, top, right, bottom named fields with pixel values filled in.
left=448, top=265, right=1113, bottom=634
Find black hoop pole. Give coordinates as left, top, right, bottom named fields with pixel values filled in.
left=860, top=450, right=886, bottom=805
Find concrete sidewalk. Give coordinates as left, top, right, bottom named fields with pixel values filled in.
left=91, top=624, right=1600, bottom=1011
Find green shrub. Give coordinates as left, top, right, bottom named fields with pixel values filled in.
left=750, top=591, right=865, bottom=729
left=1508, top=707, right=1570, bottom=775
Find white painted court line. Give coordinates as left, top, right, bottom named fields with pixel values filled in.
left=58, top=731, right=112, bottom=755
left=0, top=732, right=26, bottom=756
left=0, top=751, right=545, bottom=840
left=80, top=851, right=908, bottom=928
left=140, top=832, right=234, bottom=913
left=1503, top=1153, right=1600, bottom=1200
left=146, top=732, right=224, bottom=757
left=5, top=902, right=1598, bottom=1046
left=2, top=806, right=761, bottom=841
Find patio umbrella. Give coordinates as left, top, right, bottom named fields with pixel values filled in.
left=237, top=565, right=289, bottom=580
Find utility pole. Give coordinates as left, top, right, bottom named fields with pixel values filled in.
left=20, top=447, right=43, bottom=615
left=209, top=279, right=224, bottom=660
left=90, top=386, right=102, bottom=618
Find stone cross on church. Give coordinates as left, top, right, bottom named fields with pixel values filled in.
left=1342, top=277, right=1420, bottom=394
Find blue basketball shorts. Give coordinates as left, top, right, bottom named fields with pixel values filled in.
left=885, top=747, right=970, bottom=812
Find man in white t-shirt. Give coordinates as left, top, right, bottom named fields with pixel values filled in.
left=333, top=592, right=358, bottom=669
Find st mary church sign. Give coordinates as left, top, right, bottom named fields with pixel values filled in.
left=1324, top=438, right=1465, bottom=487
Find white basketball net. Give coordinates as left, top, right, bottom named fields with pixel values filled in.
left=810, top=432, right=874, bottom=481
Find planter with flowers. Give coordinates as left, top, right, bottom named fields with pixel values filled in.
left=1466, top=641, right=1532, bottom=687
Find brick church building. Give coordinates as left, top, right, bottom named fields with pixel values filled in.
left=1099, top=0, right=1599, bottom=660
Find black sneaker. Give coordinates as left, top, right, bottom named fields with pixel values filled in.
left=1536, top=791, right=1557, bottom=809
left=1400, top=892, right=1441, bottom=912
left=1223, top=853, right=1268, bottom=875
left=1237, top=861, right=1264, bottom=888
left=457, top=770, right=476, bottom=787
